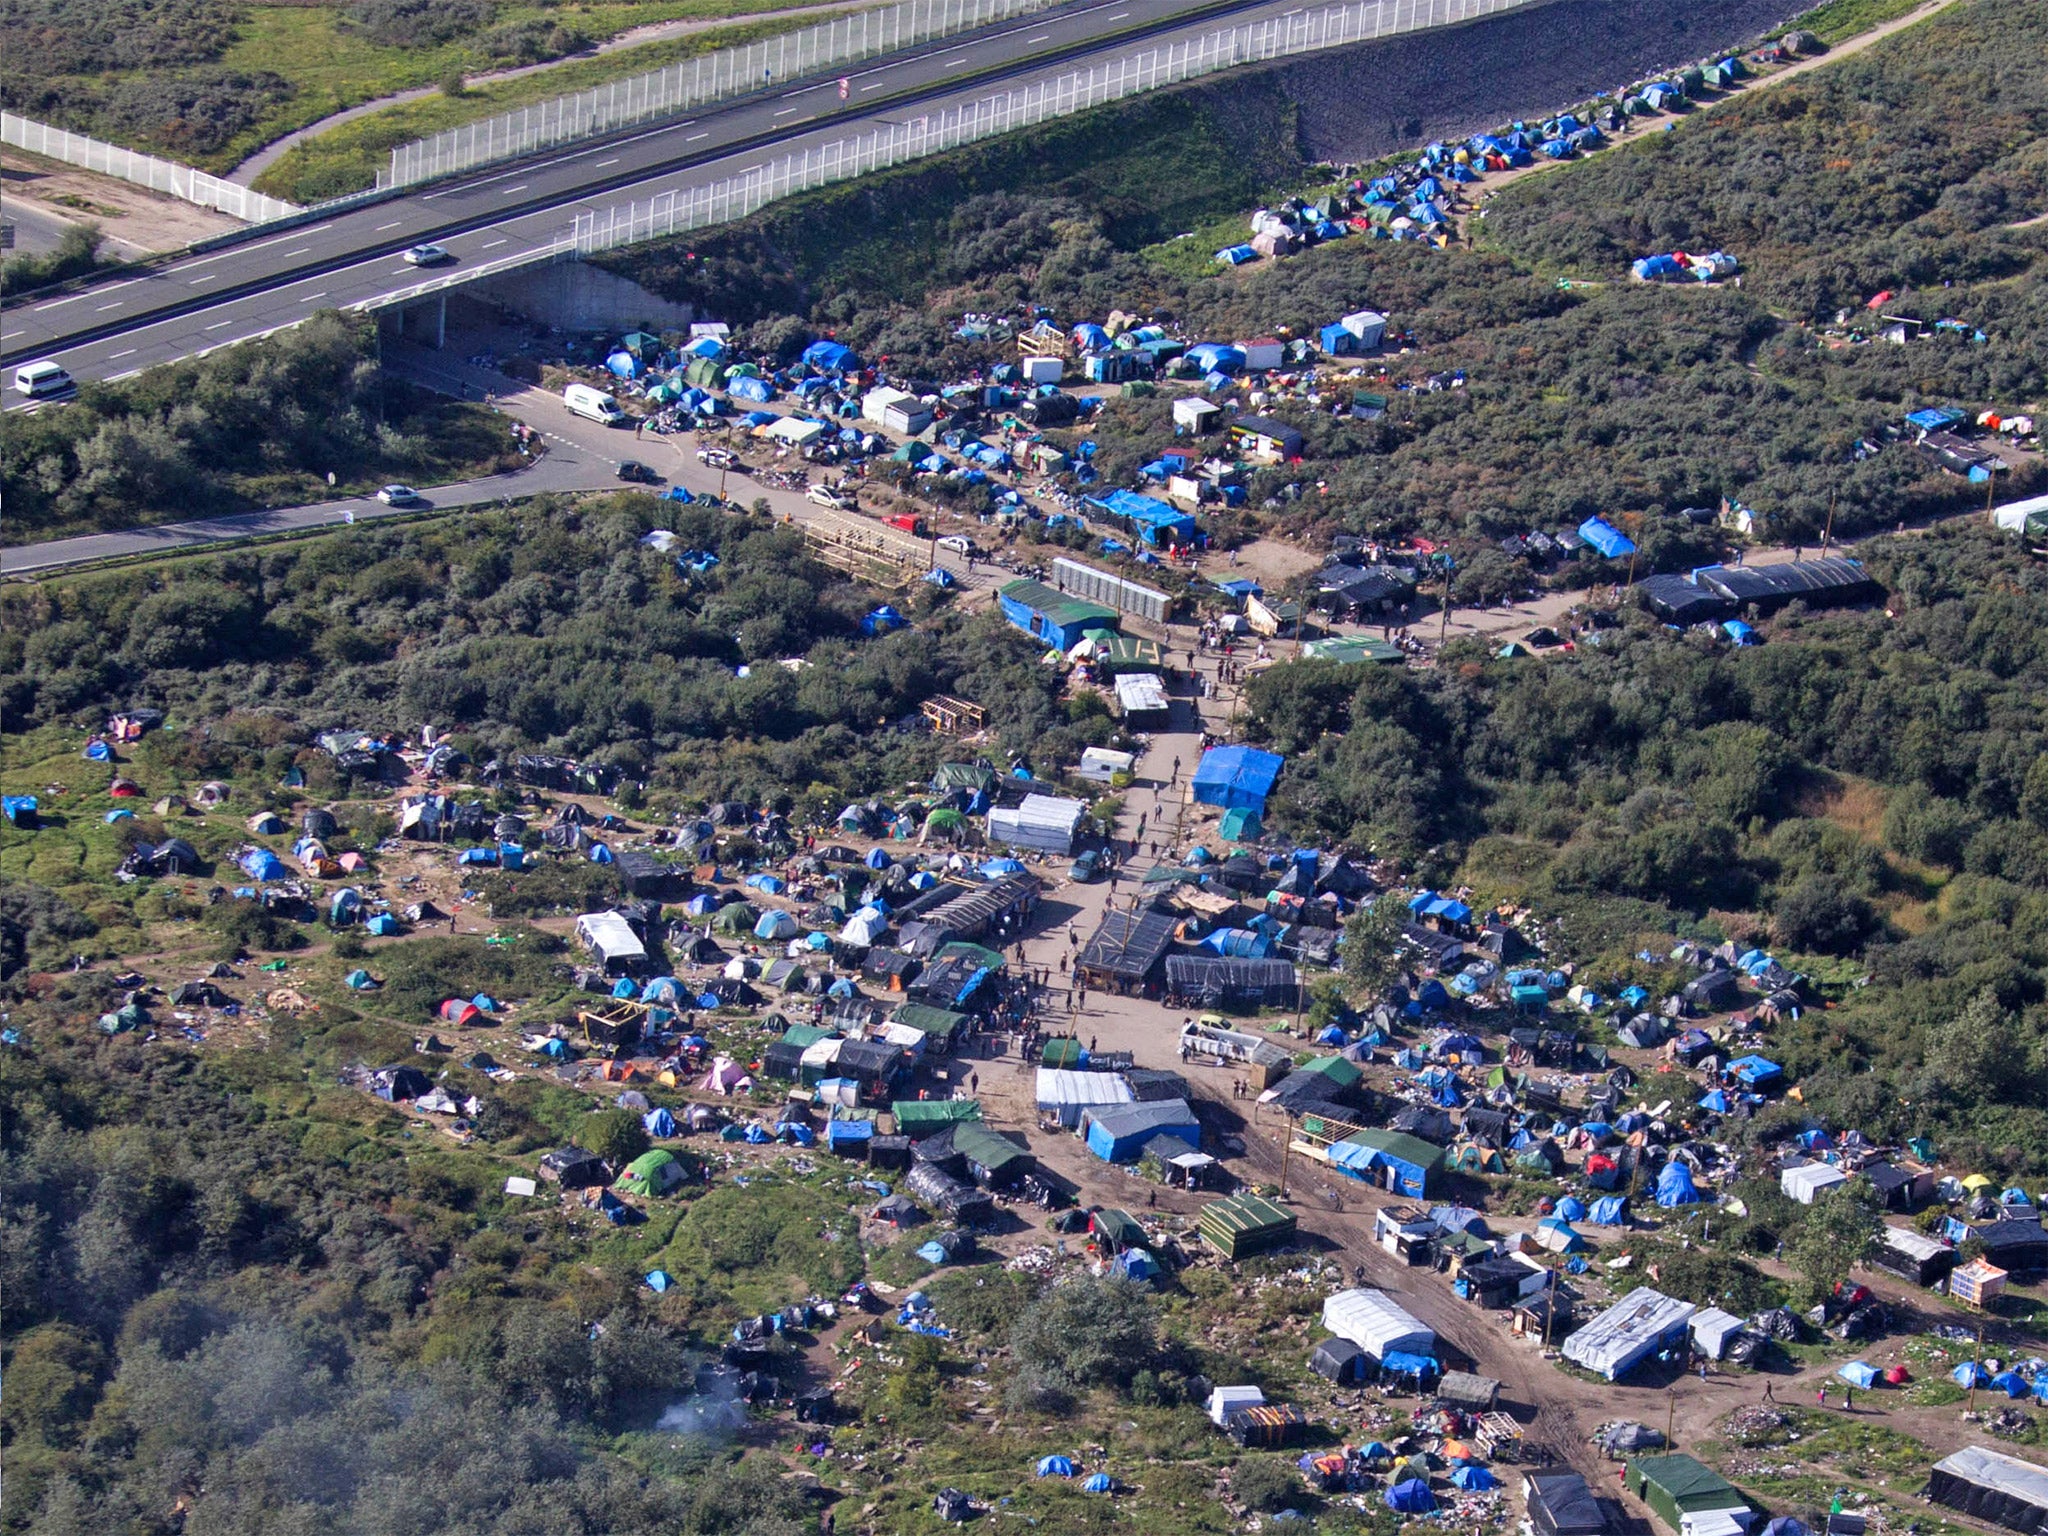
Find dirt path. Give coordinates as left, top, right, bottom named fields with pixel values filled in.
left=227, top=0, right=877, bottom=186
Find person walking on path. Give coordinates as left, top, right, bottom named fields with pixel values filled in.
left=1816, top=1385, right=1828, bottom=1408
left=1762, top=1379, right=1775, bottom=1403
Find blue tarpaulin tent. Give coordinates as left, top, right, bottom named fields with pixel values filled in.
left=1452, top=1466, right=1498, bottom=1491
left=1083, top=1473, right=1115, bottom=1493
left=1037, top=1456, right=1078, bottom=1478
left=1656, top=1162, right=1703, bottom=1206
left=644, top=1107, right=676, bottom=1137
left=1192, top=745, right=1285, bottom=813
left=1386, top=1480, right=1436, bottom=1513
left=1952, top=1362, right=1993, bottom=1388
left=1578, top=517, right=1636, bottom=558
left=1728, top=1055, right=1783, bottom=1088
left=1590, top=1196, right=1629, bottom=1225
left=802, top=340, right=858, bottom=372
left=1838, top=1362, right=1879, bottom=1389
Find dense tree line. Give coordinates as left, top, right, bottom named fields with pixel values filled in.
left=0, top=496, right=1112, bottom=799
left=1246, top=522, right=2048, bottom=1173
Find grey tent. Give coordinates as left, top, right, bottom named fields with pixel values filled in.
left=1309, top=1337, right=1368, bottom=1382
left=1525, top=1471, right=1610, bottom=1536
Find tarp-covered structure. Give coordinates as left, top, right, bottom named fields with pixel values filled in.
left=1927, top=1446, right=2048, bottom=1535
left=1562, top=1288, right=1696, bottom=1380
left=1526, top=1471, right=1610, bottom=1536
left=1322, top=1288, right=1435, bottom=1360
left=1200, top=1193, right=1297, bottom=1260
left=1191, top=745, right=1285, bottom=813
left=1037, top=1067, right=1135, bottom=1128
left=1626, top=1456, right=1747, bottom=1534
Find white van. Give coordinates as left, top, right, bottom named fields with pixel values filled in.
left=14, top=361, right=74, bottom=398
left=562, top=382, right=625, bottom=425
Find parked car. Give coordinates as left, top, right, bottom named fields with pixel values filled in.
left=403, top=244, right=453, bottom=266
left=1069, top=848, right=1104, bottom=883
left=697, top=447, right=738, bottom=468
left=936, top=534, right=979, bottom=555
left=616, top=461, right=661, bottom=484
left=806, top=485, right=853, bottom=509
left=376, top=484, right=422, bottom=505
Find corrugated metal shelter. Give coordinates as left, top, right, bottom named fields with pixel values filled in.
left=1051, top=556, right=1175, bottom=623
left=1321, top=1288, right=1436, bottom=1359
left=1562, top=1289, right=1696, bottom=1380
left=1113, top=672, right=1171, bottom=724
left=1689, top=1307, right=1744, bottom=1360
left=1525, top=1471, right=1609, bottom=1536
left=1693, top=558, right=1880, bottom=614
left=1164, top=955, right=1299, bottom=1009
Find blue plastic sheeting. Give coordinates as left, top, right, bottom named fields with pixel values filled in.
left=1953, top=1362, right=1993, bottom=1388
left=612, top=977, right=638, bottom=999
left=1452, top=1466, right=1497, bottom=1490
left=1083, top=1473, right=1115, bottom=1493
left=1385, top=1479, right=1436, bottom=1513
left=240, top=849, right=287, bottom=881
left=1037, top=1456, right=1078, bottom=1478
left=1192, top=745, right=1286, bottom=813
left=1728, top=1054, right=1783, bottom=1087
left=1578, top=517, right=1636, bottom=558
left=1656, top=1162, right=1703, bottom=1206
left=1992, top=1371, right=2032, bottom=1398
left=644, top=1107, right=676, bottom=1137
left=1838, top=1362, right=1879, bottom=1389
left=802, top=340, right=858, bottom=372
left=1555, top=1197, right=1588, bottom=1222
left=1590, top=1196, right=1629, bottom=1225
left=645, top=1269, right=672, bottom=1292
left=1698, top=1090, right=1731, bottom=1113
left=1380, top=1351, right=1437, bottom=1379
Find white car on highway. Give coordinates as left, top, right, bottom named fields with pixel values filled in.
left=376, top=484, right=422, bottom=505
left=403, top=244, right=453, bottom=267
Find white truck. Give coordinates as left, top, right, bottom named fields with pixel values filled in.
left=562, top=383, right=626, bottom=425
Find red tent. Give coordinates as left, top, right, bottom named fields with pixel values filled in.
left=438, top=999, right=482, bottom=1026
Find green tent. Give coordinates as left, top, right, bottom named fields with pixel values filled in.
left=1627, top=1456, right=1746, bottom=1532
left=1219, top=807, right=1262, bottom=843
left=1042, top=1037, right=1084, bottom=1068
left=616, top=1149, right=682, bottom=1196
left=932, top=763, right=997, bottom=795
left=1294, top=1054, right=1362, bottom=1091
left=892, top=1098, right=982, bottom=1134
left=925, top=807, right=966, bottom=832
left=890, top=1004, right=966, bottom=1044
left=1199, top=1194, right=1298, bottom=1261
left=936, top=940, right=1005, bottom=971
left=713, top=902, right=757, bottom=935
left=620, top=331, right=662, bottom=357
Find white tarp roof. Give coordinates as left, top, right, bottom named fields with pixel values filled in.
left=801, top=1038, right=844, bottom=1071
left=1321, top=1288, right=1435, bottom=1359
left=1782, top=1163, right=1850, bottom=1203
left=1932, top=1445, right=2048, bottom=1519
left=1208, top=1385, right=1264, bottom=1426
left=765, top=417, right=826, bottom=445
left=1114, top=672, right=1170, bottom=715
left=1882, top=1224, right=1953, bottom=1262
left=873, top=1022, right=927, bottom=1050
left=1074, top=746, right=1138, bottom=782
left=575, top=911, right=645, bottom=963
left=1561, top=1287, right=1695, bottom=1380
left=1992, top=491, right=2048, bottom=531
left=1681, top=1511, right=1754, bottom=1536
left=1690, top=1307, right=1744, bottom=1359
left=842, top=908, right=889, bottom=946
left=1009, top=794, right=1086, bottom=831
left=1035, top=1068, right=1134, bottom=1110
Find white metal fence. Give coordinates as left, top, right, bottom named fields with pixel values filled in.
left=386, top=0, right=1064, bottom=189
left=1, top=112, right=304, bottom=223
left=569, top=0, right=1539, bottom=256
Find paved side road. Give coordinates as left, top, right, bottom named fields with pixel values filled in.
left=2, top=347, right=989, bottom=583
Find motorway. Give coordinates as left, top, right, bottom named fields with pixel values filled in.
left=0, top=0, right=1403, bottom=387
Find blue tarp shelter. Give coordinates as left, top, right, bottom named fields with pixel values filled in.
left=1838, top=1362, right=1880, bottom=1389
left=1452, top=1466, right=1498, bottom=1491
left=1087, top=489, right=1198, bottom=546
left=240, top=849, right=287, bottom=881
left=1192, top=745, right=1285, bottom=813
left=1656, top=1162, right=1703, bottom=1206
left=802, top=340, right=858, bottom=372
left=1037, top=1456, right=1078, bottom=1478
left=1728, top=1055, right=1783, bottom=1088
left=1590, top=1196, right=1629, bottom=1225
left=1083, top=1473, right=1115, bottom=1494
left=644, top=1107, right=676, bottom=1137
left=1578, top=517, right=1636, bottom=559
left=1386, top=1480, right=1436, bottom=1513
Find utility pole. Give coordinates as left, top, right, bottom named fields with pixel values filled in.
left=1820, top=489, right=1838, bottom=558
left=1666, top=1389, right=1676, bottom=1450
left=1279, top=1125, right=1293, bottom=1199
left=1438, top=557, right=1453, bottom=648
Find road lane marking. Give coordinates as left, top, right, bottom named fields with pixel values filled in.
left=860, top=81, right=885, bottom=91
left=596, top=157, right=619, bottom=167
left=775, top=107, right=799, bottom=117
left=205, top=320, right=235, bottom=330
left=0, top=330, right=21, bottom=341
left=1027, top=33, right=1050, bottom=42
left=108, top=348, right=136, bottom=359
left=299, top=292, right=329, bottom=303
left=282, top=248, right=310, bottom=258
left=481, top=239, right=507, bottom=249
left=33, top=293, right=88, bottom=311
left=190, top=274, right=218, bottom=284
left=687, top=132, right=709, bottom=141
left=107, top=370, right=139, bottom=382
left=943, top=56, right=969, bottom=66
left=95, top=301, right=123, bottom=312
left=500, top=184, right=527, bottom=195
left=376, top=220, right=404, bottom=231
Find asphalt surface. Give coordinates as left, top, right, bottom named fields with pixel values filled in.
left=3, top=340, right=995, bottom=582
left=0, top=0, right=1518, bottom=387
